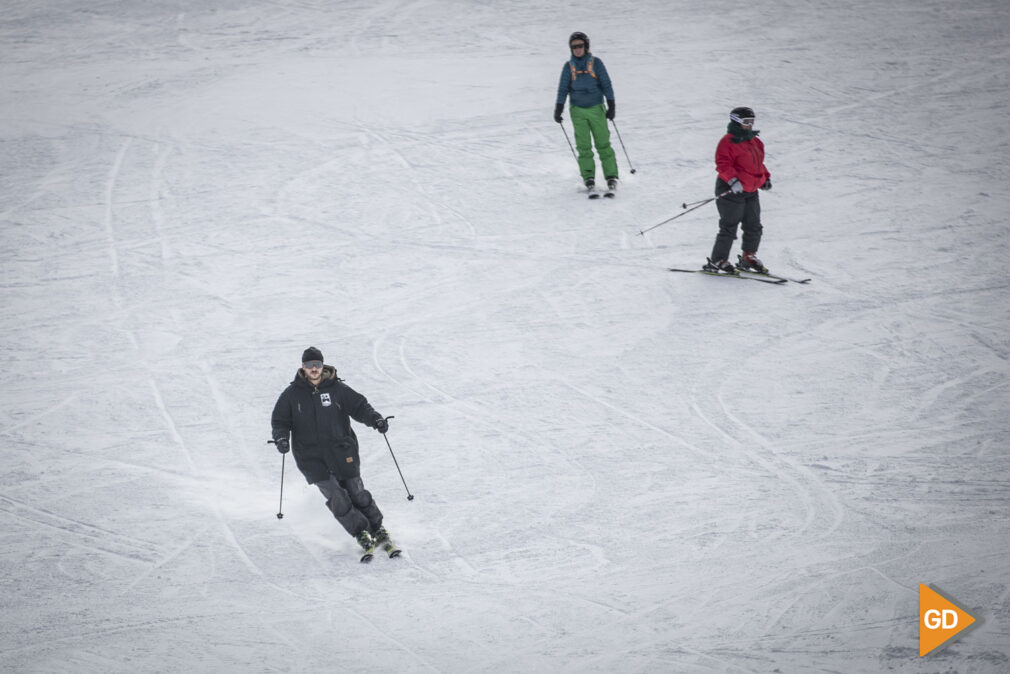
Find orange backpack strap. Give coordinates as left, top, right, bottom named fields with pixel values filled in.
left=569, top=57, right=598, bottom=82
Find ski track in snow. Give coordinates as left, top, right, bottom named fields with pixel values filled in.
left=2, top=0, right=1010, bottom=672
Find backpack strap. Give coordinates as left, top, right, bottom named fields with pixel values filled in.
left=569, top=56, right=598, bottom=82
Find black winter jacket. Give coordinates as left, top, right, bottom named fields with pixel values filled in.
left=271, top=366, right=382, bottom=483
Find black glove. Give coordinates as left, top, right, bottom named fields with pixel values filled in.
left=274, top=437, right=290, bottom=454
left=374, top=415, right=389, bottom=434
left=606, top=99, right=615, bottom=120
left=760, top=178, right=772, bottom=191
left=554, top=103, right=564, bottom=124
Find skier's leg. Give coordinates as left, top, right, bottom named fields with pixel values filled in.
left=570, top=106, right=597, bottom=181
left=587, top=105, right=619, bottom=179
left=740, top=192, right=764, bottom=254
left=340, top=476, right=383, bottom=532
left=712, top=181, right=746, bottom=261
left=314, top=475, right=369, bottom=535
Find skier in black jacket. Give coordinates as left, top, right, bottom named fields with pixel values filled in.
left=271, top=346, right=391, bottom=553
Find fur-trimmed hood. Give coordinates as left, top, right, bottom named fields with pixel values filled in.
left=292, top=364, right=341, bottom=386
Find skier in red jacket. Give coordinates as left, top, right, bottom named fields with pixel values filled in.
left=703, top=106, right=772, bottom=273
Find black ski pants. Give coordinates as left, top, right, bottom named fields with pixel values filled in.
left=711, top=179, right=763, bottom=263
left=314, top=475, right=383, bottom=536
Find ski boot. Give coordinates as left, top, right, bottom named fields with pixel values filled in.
left=370, top=526, right=390, bottom=545
left=736, top=252, right=768, bottom=273
left=355, top=530, right=376, bottom=563
left=702, top=257, right=736, bottom=273
left=369, top=526, right=401, bottom=558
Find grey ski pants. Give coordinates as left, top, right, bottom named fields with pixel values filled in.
left=314, top=475, right=383, bottom=536
left=711, top=179, right=763, bottom=262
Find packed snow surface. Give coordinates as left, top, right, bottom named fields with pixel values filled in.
left=2, top=1, right=1009, bottom=672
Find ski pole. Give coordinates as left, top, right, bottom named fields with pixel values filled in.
left=638, top=190, right=732, bottom=236
left=267, top=440, right=287, bottom=519
left=264, top=440, right=288, bottom=521
left=560, top=121, right=578, bottom=164
left=277, top=453, right=286, bottom=519
left=610, top=120, right=636, bottom=174
left=380, top=416, right=414, bottom=501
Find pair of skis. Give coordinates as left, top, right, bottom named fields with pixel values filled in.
left=587, top=182, right=616, bottom=199
left=668, top=267, right=811, bottom=285
left=361, top=540, right=402, bottom=563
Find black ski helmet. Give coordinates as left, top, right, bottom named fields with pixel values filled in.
left=569, top=31, right=590, bottom=52
left=730, top=106, right=756, bottom=124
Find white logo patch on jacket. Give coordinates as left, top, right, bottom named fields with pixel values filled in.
left=320, top=393, right=332, bottom=407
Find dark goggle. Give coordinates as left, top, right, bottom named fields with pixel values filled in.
left=570, top=42, right=586, bottom=49
left=302, top=360, right=324, bottom=370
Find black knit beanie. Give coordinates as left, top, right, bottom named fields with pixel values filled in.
left=301, top=346, right=323, bottom=363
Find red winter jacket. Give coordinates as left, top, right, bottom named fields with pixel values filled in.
left=715, top=134, right=770, bottom=192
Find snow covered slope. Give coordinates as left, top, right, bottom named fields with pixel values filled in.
left=2, top=1, right=1008, bottom=672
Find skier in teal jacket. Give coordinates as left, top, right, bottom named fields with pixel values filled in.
left=554, top=31, right=619, bottom=191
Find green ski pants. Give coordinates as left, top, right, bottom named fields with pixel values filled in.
left=570, top=104, right=619, bottom=181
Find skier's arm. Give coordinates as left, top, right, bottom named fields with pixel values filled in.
left=270, top=389, right=293, bottom=442
left=341, top=385, right=385, bottom=431
left=595, top=58, right=615, bottom=102
left=556, top=63, right=572, bottom=106
left=715, top=137, right=737, bottom=183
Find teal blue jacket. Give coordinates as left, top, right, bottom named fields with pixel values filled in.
left=556, top=53, right=614, bottom=108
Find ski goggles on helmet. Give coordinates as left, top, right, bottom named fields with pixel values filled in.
left=570, top=42, right=586, bottom=49
left=302, top=360, right=324, bottom=370
left=730, top=113, right=755, bottom=126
